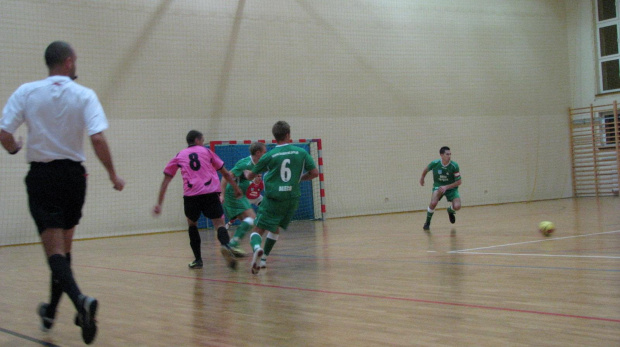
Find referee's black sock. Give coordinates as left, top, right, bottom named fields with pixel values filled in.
left=47, top=252, right=71, bottom=314
left=188, top=226, right=201, bottom=261
left=47, top=254, right=82, bottom=311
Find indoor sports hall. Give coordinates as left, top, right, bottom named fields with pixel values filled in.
left=1, top=1, right=619, bottom=346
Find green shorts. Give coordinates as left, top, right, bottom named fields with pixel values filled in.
left=223, top=195, right=252, bottom=220
left=254, top=197, right=299, bottom=232
left=433, top=187, right=460, bottom=202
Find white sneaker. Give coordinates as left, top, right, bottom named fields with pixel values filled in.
left=259, top=257, right=267, bottom=268
left=251, top=248, right=264, bottom=274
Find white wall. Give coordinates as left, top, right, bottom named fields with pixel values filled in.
left=566, top=0, right=597, bottom=107
left=0, top=0, right=574, bottom=244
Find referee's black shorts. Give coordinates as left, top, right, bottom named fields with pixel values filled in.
left=25, top=160, right=87, bottom=234
left=183, top=193, right=224, bottom=222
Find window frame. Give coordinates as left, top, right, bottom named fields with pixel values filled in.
left=596, top=0, right=620, bottom=93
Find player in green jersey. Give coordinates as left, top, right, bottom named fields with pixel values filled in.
left=219, top=142, right=267, bottom=257
left=246, top=121, right=319, bottom=274
left=419, top=146, right=462, bottom=231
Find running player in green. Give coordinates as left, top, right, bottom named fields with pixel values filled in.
left=419, top=146, right=462, bottom=231
left=246, top=121, right=319, bottom=274
left=219, top=142, right=267, bottom=257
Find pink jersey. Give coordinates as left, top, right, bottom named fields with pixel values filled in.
left=163, top=145, right=225, bottom=196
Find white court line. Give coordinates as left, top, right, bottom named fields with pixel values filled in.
left=449, top=230, right=620, bottom=256
left=453, top=252, right=620, bottom=259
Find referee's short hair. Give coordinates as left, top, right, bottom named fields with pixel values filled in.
left=45, top=41, right=74, bottom=69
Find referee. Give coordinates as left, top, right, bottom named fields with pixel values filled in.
left=0, top=41, right=125, bottom=344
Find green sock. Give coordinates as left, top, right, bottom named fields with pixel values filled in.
left=448, top=206, right=455, bottom=214
left=230, top=221, right=252, bottom=247
left=250, top=233, right=262, bottom=251
left=264, top=237, right=277, bottom=256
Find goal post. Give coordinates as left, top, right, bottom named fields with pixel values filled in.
left=197, top=139, right=325, bottom=228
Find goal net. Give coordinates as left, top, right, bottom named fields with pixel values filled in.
left=197, top=139, right=325, bottom=229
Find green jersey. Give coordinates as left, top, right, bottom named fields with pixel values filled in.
left=252, top=144, right=317, bottom=201
left=427, top=159, right=461, bottom=189
left=224, top=155, right=255, bottom=199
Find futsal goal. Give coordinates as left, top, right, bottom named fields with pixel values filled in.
left=197, top=139, right=326, bottom=229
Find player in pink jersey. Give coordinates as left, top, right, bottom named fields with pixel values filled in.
left=153, top=130, right=242, bottom=269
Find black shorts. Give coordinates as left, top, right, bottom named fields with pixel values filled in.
left=25, top=160, right=87, bottom=234
left=183, top=193, right=224, bottom=222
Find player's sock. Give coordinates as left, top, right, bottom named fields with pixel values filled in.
left=46, top=275, right=62, bottom=315
left=47, top=254, right=82, bottom=311
left=230, top=217, right=253, bottom=247
left=47, top=252, right=71, bottom=314
left=250, top=232, right=262, bottom=251
left=263, top=232, right=279, bottom=256
left=447, top=206, right=455, bottom=214
left=216, top=226, right=230, bottom=246
left=188, top=226, right=201, bottom=261
left=425, top=207, right=435, bottom=225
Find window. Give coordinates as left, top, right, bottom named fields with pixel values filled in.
left=596, top=0, right=620, bottom=92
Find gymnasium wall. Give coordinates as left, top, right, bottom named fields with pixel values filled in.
left=0, top=0, right=573, bottom=245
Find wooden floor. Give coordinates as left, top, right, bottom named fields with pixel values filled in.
left=1, top=197, right=619, bottom=347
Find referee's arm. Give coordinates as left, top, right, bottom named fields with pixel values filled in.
left=0, top=129, right=22, bottom=155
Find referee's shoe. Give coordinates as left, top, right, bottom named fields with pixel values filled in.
left=74, top=295, right=98, bottom=344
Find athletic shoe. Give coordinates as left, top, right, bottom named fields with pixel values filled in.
left=251, top=248, right=264, bottom=274
left=188, top=259, right=203, bottom=269
left=220, top=245, right=237, bottom=270
left=37, top=302, right=54, bottom=332
left=228, top=245, right=247, bottom=258
left=448, top=211, right=456, bottom=224
left=423, top=222, right=430, bottom=231
left=75, top=295, right=98, bottom=345
left=259, top=257, right=267, bottom=268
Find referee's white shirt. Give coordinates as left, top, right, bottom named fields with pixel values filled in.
left=1, top=76, right=109, bottom=163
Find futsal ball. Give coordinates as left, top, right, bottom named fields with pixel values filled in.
left=538, top=221, right=555, bottom=237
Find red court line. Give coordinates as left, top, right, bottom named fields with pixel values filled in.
left=81, top=265, right=620, bottom=324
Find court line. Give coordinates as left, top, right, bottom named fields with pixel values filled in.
left=0, top=326, right=59, bottom=347
left=82, top=265, right=620, bottom=324
left=449, top=230, right=620, bottom=254
left=263, top=254, right=620, bottom=272
left=452, top=252, right=620, bottom=259
left=142, top=252, right=620, bottom=272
